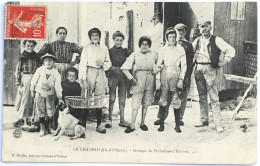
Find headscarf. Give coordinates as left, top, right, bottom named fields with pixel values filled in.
left=162, top=27, right=181, bottom=49
left=88, top=28, right=101, bottom=39
left=88, top=27, right=107, bottom=49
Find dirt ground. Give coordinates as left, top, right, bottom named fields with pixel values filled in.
left=1, top=99, right=257, bottom=164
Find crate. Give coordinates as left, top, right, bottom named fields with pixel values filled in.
left=244, top=41, right=257, bottom=97
left=64, top=95, right=109, bottom=109
left=245, top=41, right=257, bottom=78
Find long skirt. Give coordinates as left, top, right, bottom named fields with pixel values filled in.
left=15, top=74, right=34, bottom=119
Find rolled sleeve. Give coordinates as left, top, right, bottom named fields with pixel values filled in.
left=216, top=37, right=236, bottom=62
left=125, top=48, right=133, bottom=57
left=121, top=52, right=135, bottom=80
left=71, top=43, right=82, bottom=55
left=103, top=47, right=112, bottom=71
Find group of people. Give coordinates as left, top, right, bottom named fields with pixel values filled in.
left=14, top=17, right=235, bottom=138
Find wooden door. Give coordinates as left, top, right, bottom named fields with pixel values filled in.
left=3, top=40, right=20, bottom=105
left=163, top=2, right=197, bottom=40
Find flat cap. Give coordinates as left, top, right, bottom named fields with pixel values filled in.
left=199, top=20, right=212, bottom=26
left=174, top=23, right=187, bottom=30
left=41, top=53, right=57, bottom=61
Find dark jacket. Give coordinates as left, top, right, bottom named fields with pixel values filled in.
left=195, top=35, right=221, bottom=68
left=61, top=79, right=81, bottom=99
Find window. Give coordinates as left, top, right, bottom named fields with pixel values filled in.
left=231, top=2, right=245, bottom=20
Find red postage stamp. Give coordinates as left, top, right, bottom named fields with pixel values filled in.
left=5, top=5, right=46, bottom=39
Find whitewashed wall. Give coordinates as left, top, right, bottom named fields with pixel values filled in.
left=20, top=2, right=154, bottom=52
left=189, top=2, right=215, bottom=33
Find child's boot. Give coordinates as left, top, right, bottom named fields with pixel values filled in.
left=46, top=117, right=55, bottom=134
left=39, top=117, right=47, bottom=137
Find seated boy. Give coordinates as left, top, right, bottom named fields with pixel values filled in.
left=61, top=67, right=87, bottom=127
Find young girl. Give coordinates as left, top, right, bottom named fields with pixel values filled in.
left=14, top=40, right=41, bottom=129
left=121, top=36, right=158, bottom=133
left=31, top=53, right=64, bottom=136
left=78, top=28, right=111, bottom=134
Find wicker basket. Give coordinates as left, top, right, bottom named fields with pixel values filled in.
left=64, top=95, right=109, bottom=109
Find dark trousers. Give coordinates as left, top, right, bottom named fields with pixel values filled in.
left=180, top=77, right=191, bottom=120
left=78, top=108, right=102, bottom=128
left=157, top=77, right=191, bottom=121
left=108, top=74, right=128, bottom=120
left=158, top=92, right=181, bottom=126
left=157, top=91, right=171, bottom=120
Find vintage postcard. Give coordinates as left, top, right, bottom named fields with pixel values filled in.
left=2, top=1, right=257, bottom=164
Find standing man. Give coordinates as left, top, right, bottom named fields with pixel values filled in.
left=193, top=20, right=235, bottom=133
left=174, top=23, right=194, bottom=126
left=190, top=28, right=200, bottom=42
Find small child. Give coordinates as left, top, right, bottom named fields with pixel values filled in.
left=30, top=53, right=64, bottom=137
left=61, top=67, right=87, bottom=127
left=14, top=40, right=41, bottom=129
left=62, top=67, right=81, bottom=97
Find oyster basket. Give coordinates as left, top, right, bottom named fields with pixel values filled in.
left=64, top=95, right=109, bottom=109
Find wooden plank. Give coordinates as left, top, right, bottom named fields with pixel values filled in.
left=127, top=10, right=134, bottom=51
left=237, top=2, right=245, bottom=20
left=230, top=2, right=238, bottom=20
left=227, top=18, right=236, bottom=89
left=244, top=3, right=250, bottom=42
left=214, top=2, right=227, bottom=91
left=3, top=40, right=20, bottom=105
left=244, top=2, right=257, bottom=42
left=224, top=74, right=257, bottom=84
left=3, top=40, right=13, bottom=105
left=233, top=20, right=241, bottom=89
left=222, top=2, right=230, bottom=91
left=239, top=20, right=246, bottom=76
left=12, top=41, right=20, bottom=104
left=232, top=73, right=257, bottom=120
left=213, top=2, right=223, bottom=37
